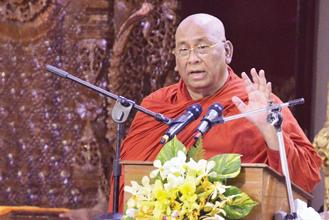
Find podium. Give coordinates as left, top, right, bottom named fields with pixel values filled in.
left=122, top=161, right=312, bottom=220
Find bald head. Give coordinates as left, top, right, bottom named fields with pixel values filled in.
left=173, top=13, right=233, bottom=100
left=175, top=13, right=226, bottom=43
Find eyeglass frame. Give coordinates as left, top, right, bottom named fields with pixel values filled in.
left=172, top=40, right=227, bottom=58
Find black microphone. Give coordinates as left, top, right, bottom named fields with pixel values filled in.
left=160, top=103, right=202, bottom=144
left=194, top=103, right=224, bottom=140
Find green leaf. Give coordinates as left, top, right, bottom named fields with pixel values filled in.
left=223, top=186, right=258, bottom=219
left=156, top=136, right=186, bottom=164
left=187, top=137, right=205, bottom=161
left=209, top=154, right=241, bottom=181
left=224, top=185, right=241, bottom=196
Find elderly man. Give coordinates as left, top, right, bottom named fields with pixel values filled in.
left=62, top=13, right=322, bottom=219
left=112, top=13, right=322, bottom=211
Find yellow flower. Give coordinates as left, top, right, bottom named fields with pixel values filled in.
left=153, top=180, right=169, bottom=202
left=179, top=176, right=196, bottom=197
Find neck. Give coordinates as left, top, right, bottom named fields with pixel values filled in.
left=187, top=69, right=229, bottom=100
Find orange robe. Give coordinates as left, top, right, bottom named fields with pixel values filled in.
left=109, top=68, right=322, bottom=212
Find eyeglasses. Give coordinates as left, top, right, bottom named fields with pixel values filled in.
left=173, top=41, right=226, bottom=58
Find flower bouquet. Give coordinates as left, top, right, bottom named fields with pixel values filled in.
left=124, top=137, right=257, bottom=219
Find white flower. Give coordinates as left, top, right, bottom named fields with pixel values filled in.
left=171, top=210, right=180, bottom=217
left=141, top=176, right=150, bottom=186
left=167, top=151, right=186, bottom=173
left=205, top=160, right=216, bottom=173
left=164, top=173, right=185, bottom=190
left=185, top=158, right=216, bottom=183
left=211, top=182, right=229, bottom=200
left=197, top=159, right=215, bottom=175
left=124, top=181, right=140, bottom=195
left=127, top=199, right=136, bottom=208
left=186, top=158, right=199, bottom=170
left=139, top=176, right=152, bottom=199
left=123, top=145, right=254, bottom=220
left=155, top=151, right=187, bottom=179
left=126, top=208, right=137, bottom=217
left=150, top=160, right=167, bottom=179
left=295, top=199, right=321, bottom=220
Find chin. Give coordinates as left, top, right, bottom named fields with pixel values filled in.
left=188, top=81, right=210, bottom=90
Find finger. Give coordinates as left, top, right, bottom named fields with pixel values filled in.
left=250, top=68, right=260, bottom=90
left=232, top=96, right=247, bottom=113
left=241, top=72, right=251, bottom=83
left=266, top=82, right=272, bottom=100
left=258, top=69, right=267, bottom=92
left=241, top=72, right=255, bottom=93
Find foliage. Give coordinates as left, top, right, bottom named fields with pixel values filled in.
left=124, top=137, right=257, bottom=220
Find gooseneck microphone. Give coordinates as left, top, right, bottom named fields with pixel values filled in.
left=160, top=103, right=202, bottom=144
left=194, top=103, right=224, bottom=140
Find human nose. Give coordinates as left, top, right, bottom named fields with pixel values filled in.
left=187, top=48, right=201, bottom=63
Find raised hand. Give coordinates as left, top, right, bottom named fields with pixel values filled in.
left=231, top=68, right=279, bottom=151
left=232, top=68, right=272, bottom=128
left=232, top=68, right=272, bottom=129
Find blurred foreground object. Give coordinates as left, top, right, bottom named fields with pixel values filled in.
left=313, top=82, right=329, bottom=210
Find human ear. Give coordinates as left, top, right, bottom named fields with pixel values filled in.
left=224, top=40, right=233, bottom=64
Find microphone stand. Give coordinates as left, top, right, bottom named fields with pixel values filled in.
left=221, top=98, right=304, bottom=124
left=267, top=104, right=297, bottom=220
left=195, top=99, right=303, bottom=219
left=45, top=65, right=172, bottom=220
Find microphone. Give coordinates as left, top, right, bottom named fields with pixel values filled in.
left=160, top=103, right=202, bottom=144
left=194, top=103, right=224, bottom=140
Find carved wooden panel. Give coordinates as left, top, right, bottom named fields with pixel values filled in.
left=106, top=0, right=179, bottom=144
left=0, top=0, right=111, bottom=208
left=0, top=0, right=179, bottom=209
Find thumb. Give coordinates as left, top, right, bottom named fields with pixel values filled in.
left=232, top=96, right=247, bottom=113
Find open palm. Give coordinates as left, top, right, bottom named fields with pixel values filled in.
left=232, top=68, right=272, bottom=129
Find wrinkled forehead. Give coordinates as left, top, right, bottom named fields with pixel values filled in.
left=175, top=19, right=225, bottom=46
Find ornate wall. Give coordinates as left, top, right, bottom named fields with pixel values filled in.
left=0, top=0, right=179, bottom=208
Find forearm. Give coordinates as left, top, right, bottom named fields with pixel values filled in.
left=257, top=123, right=279, bottom=151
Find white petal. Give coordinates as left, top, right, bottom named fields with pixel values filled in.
left=150, top=169, right=159, bottom=178
left=153, top=160, right=162, bottom=168
left=126, top=208, right=137, bottom=217
left=142, top=176, right=150, bottom=186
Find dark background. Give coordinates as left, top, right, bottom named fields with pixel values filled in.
left=180, top=0, right=317, bottom=137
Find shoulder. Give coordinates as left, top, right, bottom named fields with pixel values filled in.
left=142, top=82, right=181, bottom=104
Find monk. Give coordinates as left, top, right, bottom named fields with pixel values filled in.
left=62, top=13, right=322, bottom=219
left=111, top=13, right=322, bottom=213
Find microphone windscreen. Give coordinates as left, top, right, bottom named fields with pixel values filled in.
left=188, top=103, right=202, bottom=119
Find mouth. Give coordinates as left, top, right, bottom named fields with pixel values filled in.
left=188, top=70, right=206, bottom=79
